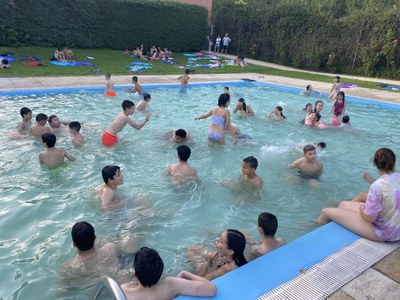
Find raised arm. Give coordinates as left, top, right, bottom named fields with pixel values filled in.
left=127, top=113, right=150, bottom=130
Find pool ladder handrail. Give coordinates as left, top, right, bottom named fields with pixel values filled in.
left=92, top=276, right=127, bottom=300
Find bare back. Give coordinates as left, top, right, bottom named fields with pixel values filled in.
left=29, top=125, right=51, bottom=137
left=39, top=147, right=74, bottom=168
left=105, top=113, right=130, bottom=135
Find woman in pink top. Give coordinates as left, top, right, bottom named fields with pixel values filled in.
left=317, top=148, right=400, bottom=241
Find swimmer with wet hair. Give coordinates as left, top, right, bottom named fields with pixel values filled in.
left=39, top=133, right=75, bottom=168
left=289, top=144, right=323, bottom=187
left=69, top=121, right=84, bottom=147
left=195, top=229, right=247, bottom=280
left=268, top=106, right=286, bottom=120
left=62, top=221, right=118, bottom=275
left=232, top=98, right=254, bottom=116
left=29, top=113, right=51, bottom=137
left=167, top=145, right=197, bottom=180
left=301, top=85, right=321, bottom=96
left=121, top=247, right=216, bottom=299
left=102, top=100, right=150, bottom=147
left=135, top=93, right=152, bottom=111
left=250, top=212, right=286, bottom=260
left=241, top=156, right=263, bottom=188
left=97, top=165, right=124, bottom=210
left=16, top=107, right=32, bottom=134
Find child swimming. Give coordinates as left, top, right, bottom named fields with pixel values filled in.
left=330, top=91, right=346, bottom=120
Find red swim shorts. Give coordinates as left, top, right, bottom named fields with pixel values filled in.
left=102, top=131, right=118, bottom=147
left=105, top=91, right=116, bottom=97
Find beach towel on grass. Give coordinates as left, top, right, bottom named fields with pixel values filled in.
left=0, top=55, right=16, bottom=63
left=20, top=55, right=40, bottom=61
left=50, top=61, right=93, bottom=67
left=22, top=62, right=47, bottom=67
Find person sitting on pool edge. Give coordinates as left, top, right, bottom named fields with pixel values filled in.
left=39, top=133, right=75, bottom=168
left=249, top=212, right=286, bottom=260
left=97, top=165, right=124, bottom=210
left=102, top=100, right=150, bottom=147
left=121, top=247, right=216, bottom=299
left=167, top=145, right=197, bottom=181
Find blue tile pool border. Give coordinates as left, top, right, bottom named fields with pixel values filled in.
left=1, top=80, right=400, bottom=109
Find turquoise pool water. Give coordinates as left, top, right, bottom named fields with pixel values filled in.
left=0, top=81, right=399, bottom=299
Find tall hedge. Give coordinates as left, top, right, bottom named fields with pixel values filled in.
left=0, top=0, right=208, bottom=51
left=212, top=0, right=400, bottom=78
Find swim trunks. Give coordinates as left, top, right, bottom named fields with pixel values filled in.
left=179, top=86, right=187, bottom=94
left=102, top=131, right=118, bottom=147
left=105, top=91, right=116, bottom=97
left=208, top=131, right=224, bottom=142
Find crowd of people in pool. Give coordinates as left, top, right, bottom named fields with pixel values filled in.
left=10, top=73, right=400, bottom=299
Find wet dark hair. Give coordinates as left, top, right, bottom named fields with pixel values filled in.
left=134, top=247, right=164, bottom=287
left=336, top=91, right=345, bottom=103
left=317, top=142, right=326, bottom=149
left=36, top=113, right=48, bottom=122
left=218, top=93, right=230, bottom=107
left=372, top=148, right=395, bottom=173
left=226, top=229, right=247, bottom=267
left=243, top=156, right=258, bottom=169
left=313, top=101, right=324, bottom=113
left=48, top=115, right=58, bottom=124
left=122, top=100, right=135, bottom=110
left=238, top=98, right=247, bottom=112
left=303, top=144, right=316, bottom=154
left=71, top=221, right=95, bottom=252
left=315, top=112, right=321, bottom=122
left=42, top=133, right=56, bottom=148
left=105, top=73, right=111, bottom=79
left=185, top=69, right=190, bottom=74
left=303, top=103, right=312, bottom=111
left=276, top=106, right=286, bottom=119
left=224, top=86, right=229, bottom=91
left=306, top=85, right=311, bottom=90
left=335, top=75, right=341, bottom=82
left=143, top=93, right=151, bottom=101
left=177, top=145, right=191, bottom=161
left=69, top=121, right=81, bottom=132
left=132, top=76, right=138, bottom=82
left=20, top=107, right=32, bottom=117
left=175, top=129, right=187, bottom=139
left=258, top=212, right=278, bottom=237
left=102, top=165, right=120, bottom=184
left=342, top=115, right=350, bottom=123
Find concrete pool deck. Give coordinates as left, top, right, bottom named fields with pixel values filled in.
left=1, top=69, right=399, bottom=299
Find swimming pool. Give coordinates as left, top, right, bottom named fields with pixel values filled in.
left=0, top=81, right=399, bottom=299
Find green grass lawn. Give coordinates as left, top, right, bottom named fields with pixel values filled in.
left=0, top=46, right=388, bottom=90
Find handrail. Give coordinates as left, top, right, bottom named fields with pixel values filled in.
left=92, top=276, right=127, bottom=300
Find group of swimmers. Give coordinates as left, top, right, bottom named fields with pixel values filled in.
left=11, top=75, right=400, bottom=299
